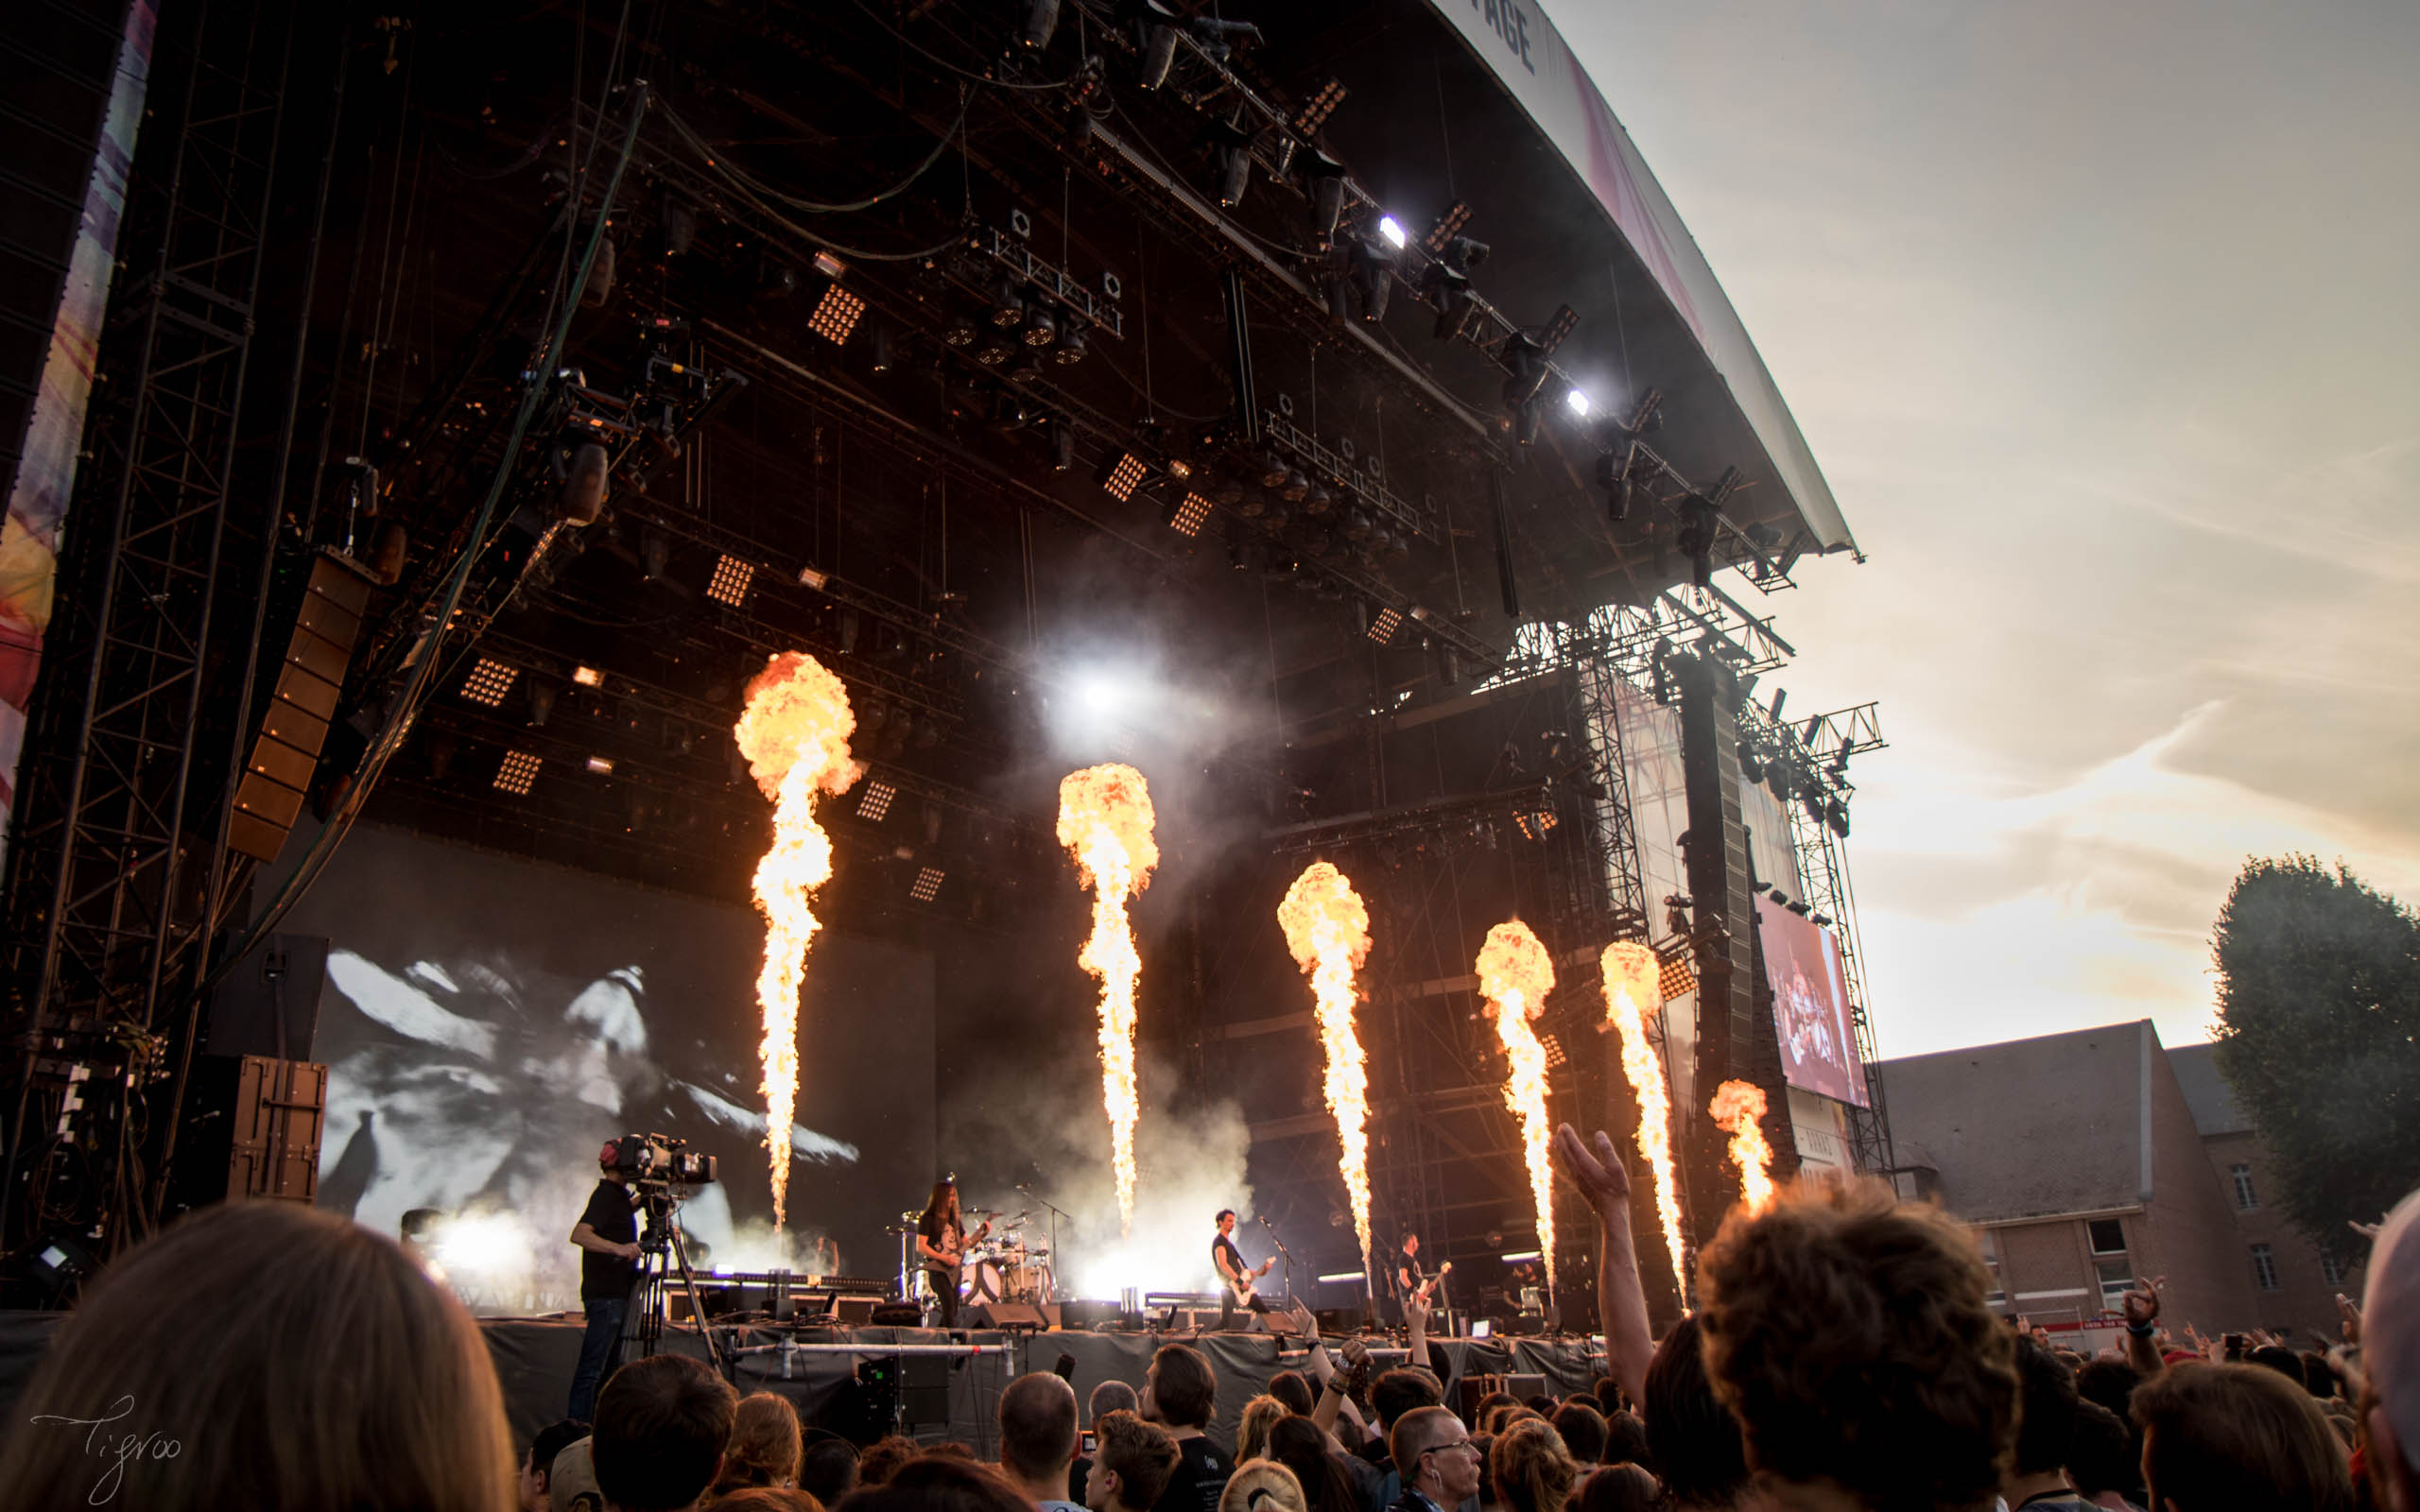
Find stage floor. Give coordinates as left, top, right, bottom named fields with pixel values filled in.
left=0, top=1310, right=1605, bottom=1453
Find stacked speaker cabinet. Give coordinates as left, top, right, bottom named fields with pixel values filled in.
left=227, top=554, right=375, bottom=863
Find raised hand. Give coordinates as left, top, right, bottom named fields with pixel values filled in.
left=1288, top=1297, right=1320, bottom=1345
left=1406, top=1290, right=1433, bottom=1331
left=2337, top=1293, right=2362, bottom=1346
left=2120, top=1276, right=2161, bottom=1331
left=1552, top=1124, right=1632, bottom=1218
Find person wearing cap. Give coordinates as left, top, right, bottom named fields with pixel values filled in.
left=568, top=1142, right=646, bottom=1419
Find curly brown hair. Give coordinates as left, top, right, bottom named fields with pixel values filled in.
left=1488, top=1418, right=1580, bottom=1512
left=2133, top=1362, right=2355, bottom=1512
left=1695, top=1177, right=2016, bottom=1512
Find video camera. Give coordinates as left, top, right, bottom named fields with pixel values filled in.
left=601, top=1132, right=718, bottom=1188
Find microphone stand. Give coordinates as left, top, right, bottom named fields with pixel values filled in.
left=1017, top=1185, right=1071, bottom=1301
left=1258, top=1217, right=1295, bottom=1307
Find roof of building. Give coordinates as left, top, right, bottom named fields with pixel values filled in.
left=2165, top=1041, right=2252, bottom=1136
left=1876, top=1020, right=2158, bottom=1225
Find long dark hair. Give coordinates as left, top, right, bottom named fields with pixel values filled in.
left=1268, top=1418, right=1358, bottom=1512
left=920, top=1180, right=959, bottom=1229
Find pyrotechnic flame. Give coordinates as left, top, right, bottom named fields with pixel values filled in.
left=1057, top=763, right=1160, bottom=1238
left=1278, top=862, right=1374, bottom=1280
left=1709, top=1079, right=1776, bottom=1215
left=735, top=652, right=862, bottom=1230
left=1600, top=941, right=1687, bottom=1294
left=1477, top=920, right=1560, bottom=1293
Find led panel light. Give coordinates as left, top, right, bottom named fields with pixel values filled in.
left=706, top=556, right=755, bottom=607
left=1290, top=77, right=1349, bottom=138
left=1166, top=491, right=1214, bottom=537
left=1101, top=453, right=1150, bottom=502
left=809, top=284, right=864, bottom=345
left=856, top=781, right=896, bottom=821
left=1658, top=954, right=1697, bottom=1003
left=494, top=750, right=542, bottom=795
left=909, top=867, right=945, bottom=902
left=462, top=658, right=518, bottom=706
left=585, top=756, right=614, bottom=775
left=1513, top=807, right=1560, bottom=841
left=1367, top=607, right=1403, bottom=644
left=572, top=665, right=604, bottom=688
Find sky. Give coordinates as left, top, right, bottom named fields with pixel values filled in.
left=1551, top=2, right=2420, bottom=1057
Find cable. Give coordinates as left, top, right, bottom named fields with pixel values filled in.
left=659, top=90, right=968, bottom=215
left=844, top=0, right=1083, bottom=93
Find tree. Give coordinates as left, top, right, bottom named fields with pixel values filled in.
left=2212, top=856, right=2420, bottom=1254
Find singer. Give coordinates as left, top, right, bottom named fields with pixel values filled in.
left=1211, top=1209, right=1273, bottom=1330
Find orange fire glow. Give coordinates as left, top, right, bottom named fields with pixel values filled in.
left=1709, top=1079, right=1777, bottom=1215
left=735, top=652, right=862, bottom=1230
left=1600, top=941, right=1686, bottom=1293
left=1057, top=763, right=1159, bottom=1237
left=1278, top=861, right=1374, bottom=1280
left=1476, top=920, right=1559, bottom=1293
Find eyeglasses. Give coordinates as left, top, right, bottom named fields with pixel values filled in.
left=1420, top=1439, right=1478, bottom=1460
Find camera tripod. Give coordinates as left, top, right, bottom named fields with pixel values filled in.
left=631, top=1183, right=726, bottom=1374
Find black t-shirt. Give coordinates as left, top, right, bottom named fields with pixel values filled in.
left=579, top=1179, right=639, bottom=1300
left=1212, top=1233, right=1245, bottom=1286
left=1152, top=1435, right=1231, bottom=1512
left=919, top=1211, right=961, bottom=1273
left=1394, top=1249, right=1426, bottom=1297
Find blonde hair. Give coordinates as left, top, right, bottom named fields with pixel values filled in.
left=1219, top=1460, right=1308, bottom=1512
left=0, top=1201, right=515, bottom=1512
left=1489, top=1418, right=1580, bottom=1512
left=716, top=1392, right=804, bottom=1492
left=1236, top=1393, right=1290, bottom=1463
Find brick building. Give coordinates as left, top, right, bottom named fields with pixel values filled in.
left=1876, top=1021, right=2261, bottom=1339
left=2167, top=1042, right=2366, bottom=1339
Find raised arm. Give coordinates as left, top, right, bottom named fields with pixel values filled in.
left=1553, top=1124, right=1651, bottom=1410
left=1314, top=1336, right=1368, bottom=1436
left=2119, top=1276, right=2166, bottom=1377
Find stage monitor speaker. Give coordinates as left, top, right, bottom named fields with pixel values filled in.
left=170, top=1055, right=326, bottom=1212
left=1059, top=1298, right=1131, bottom=1331
left=1312, top=1307, right=1365, bottom=1336
left=900, top=1355, right=953, bottom=1424
left=833, top=1295, right=886, bottom=1325
left=203, top=932, right=328, bottom=1061
left=966, top=1301, right=1047, bottom=1330
left=869, top=1302, right=923, bottom=1327
left=1456, top=1373, right=1508, bottom=1419
left=1259, top=1309, right=1304, bottom=1337
left=228, top=553, right=375, bottom=864
left=1506, top=1372, right=1547, bottom=1400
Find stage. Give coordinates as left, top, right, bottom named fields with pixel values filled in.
left=0, top=1310, right=1604, bottom=1452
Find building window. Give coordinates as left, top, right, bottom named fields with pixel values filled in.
left=2097, top=1259, right=2135, bottom=1314
left=1976, top=1228, right=2003, bottom=1310
left=2253, top=1244, right=2279, bottom=1292
left=2321, top=1250, right=2349, bottom=1287
left=2231, top=1163, right=2258, bottom=1211
left=2087, top=1218, right=2126, bottom=1255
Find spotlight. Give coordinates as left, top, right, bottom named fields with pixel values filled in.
left=1767, top=886, right=1788, bottom=904
left=1438, top=233, right=1488, bottom=272
left=1787, top=900, right=1811, bottom=917
left=975, top=339, right=1012, bottom=367
left=1052, top=324, right=1087, bottom=366
left=1234, top=489, right=1266, bottom=520
left=1100, top=453, right=1150, bottom=501
left=1738, top=745, right=1764, bottom=783
left=856, top=780, right=896, bottom=821
left=1676, top=493, right=1720, bottom=589
left=812, top=250, right=847, bottom=281
left=989, top=277, right=1026, bottom=328
left=462, top=658, right=518, bottom=706
left=913, top=716, right=941, bottom=750
left=1137, top=21, right=1179, bottom=89
left=838, top=608, right=860, bottom=653
left=1810, top=912, right=1834, bottom=928
left=868, top=325, right=893, bottom=373
left=1354, top=235, right=1397, bottom=321
left=809, top=284, right=864, bottom=344
left=1564, top=387, right=1591, bottom=418
left=1290, top=76, right=1348, bottom=138
left=1307, top=165, right=1347, bottom=246
left=495, top=750, right=543, bottom=796
left=1024, top=304, right=1057, bottom=348
left=640, top=530, right=669, bottom=581
left=1367, top=606, right=1402, bottom=644
left=944, top=317, right=978, bottom=348
left=1019, top=0, right=1060, bottom=52
left=706, top=555, right=756, bottom=606
left=1257, top=451, right=1289, bottom=488
left=1827, top=799, right=1850, bottom=838
left=1303, top=478, right=1332, bottom=514
left=526, top=679, right=558, bottom=728
left=572, top=665, right=604, bottom=688
left=1343, top=508, right=1372, bottom=542
left=1428, top=268, right=1474, bottom=341
left=1006, top=355, right=1044, bottom=387
left=1218, top=142, right=1253, bottom=208
left=1280, top=469, right=1309, bottom=503
left=1376, top=215, right=1407, bottom=249
left=586, top=755, right=614, bottom=775
left=1163, top=490, right=1215, bottom=537
left=909, top=867, right=946, bottom=903
left=1048, top=420, right=1075, bottom=472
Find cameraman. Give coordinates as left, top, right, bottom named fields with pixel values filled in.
left=567, top=1140, right=646, bottom=1418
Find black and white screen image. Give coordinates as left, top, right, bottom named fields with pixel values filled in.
left=287, top=824, right=937, bottom=1310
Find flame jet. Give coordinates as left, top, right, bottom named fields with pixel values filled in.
left=734, top=652, right=862, bottom=1229
left=1278, top=861, right=1374, bottom=1283
left=1056, top=764, right=1159, bottom=1237
left=1600, top=941, right=1687, bottom=1295
left=1477, top=920, right=1560, bottom=1293
left=1710, top=1079, right=1777, bottom=1215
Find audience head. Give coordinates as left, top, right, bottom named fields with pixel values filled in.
left=524, top=1419, right=593, bottom=1512
left=2299, top=1349, right=2337, bottom=1400
left=1642, top=1317, right=1746, bottom=1506
left=2073, top=1358, right=2142, bottom=1424
left=1696, top=1178, right=2017, bottom=1512
left=1392, top=1404, right=1482, bottom=1503
left=1549, top=1402, right=1607, bottom=1466
left=1489, top=1418, right=1580, bottom=1512
left=2010, top=1335, right=2080, bottom=1480
left=551, top=1438, right=605, bottom=1512
left=1371, top=1367, right=1444, bottom=1429
left=859, top=1436, right=922, bottom=1487
left=2065, top=1399, right=2140, bottom=1504
left=0, top=1201, right=515, bottom=1512
left=714, top=1494, right=823, bottom=1512
left=1088, top=1380, right=1141, bottom=1424
left=1267, top=1418, right=1357, bottom=1512
left=716, top=1393, right=804, bottom=1495
left=2132, top=1362, right=2353, bottom=1512
left=1218, top=1461, right=1307, bottom=1512
left=1599, top=1411, right=1648, bottom=1474
left=2368, top=1186, right=2420, bottom=1512
left=1145, top=1344, right=1217, bottom=1431
left=1523, top=1395, right=1558, bottom=1417
left=1000, top=1371, right=1080, bottom=1487
left=1267, top=1369, right=1315, bottom=1418
left=851, top=1456, right=1031, bottom=1512
left=1588, top=1374, right=1617, bottom=1406
left=1472, top=1392, right=1516, bottom=1433
left=1087, top=1410, right=1181, bottom=1512
left=1571, top=1464, right=1660, bottom=1512
left=1236, top=1394, right=1288, bottom=1464
left=2248, top=1344, right=2305, bottom=1385
left=594, top=1353, right=739, bottom=1512
left=800, top=1437, right=862, bottom=1507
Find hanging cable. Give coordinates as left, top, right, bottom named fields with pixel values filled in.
left=658, top=89, right=968, bottom=215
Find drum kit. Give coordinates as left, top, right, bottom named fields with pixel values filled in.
left=892, top=1206, right=1055, bottom=1318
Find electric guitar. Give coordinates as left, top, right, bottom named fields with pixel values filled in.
left=929, top=1218, right=991, bottom=1271
left=1409, top=1261, right=1454, bottom=1305
left=1225, top=1255, right=1276, bottom=1304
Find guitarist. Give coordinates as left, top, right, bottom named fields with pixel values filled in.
left=1212, top=1209, right=1273, bottom=1330
left=1392, top=1233, right=1450, bottom=1324
left=917, top=1178, right=990, bottom=1328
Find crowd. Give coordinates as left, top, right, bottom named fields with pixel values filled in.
left=3, top=1128, right=2416, bottom=1512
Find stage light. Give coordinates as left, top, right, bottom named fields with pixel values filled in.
left=857, top=781, right=896, bottom=821
left=1019, top=0, right=1060, bottom=51
left=1827, top=799, right=1850, bottom=838
left=990, top=278, right=1026, bottom=328
left=1810, top=912, right=1834, bottom=927
left=1564, top=387, right=1592, bottom=418
left=1006, top=354, right=1044, bottom=387
left=1291, top=76, right=1348, bottom=138
left=572, top=664, right=604, bottom=688
left=1343, top=508, right=1372, bottom=542
left=1163, top=491, right=1215, bottom=537
left=462, top=658, right=517, bottom=706
left=1048, top=421, right=1076, bottom=472
left=1738, top=745, right=1765, bottom=783
left=1354, top=236, right=1397, bottom=321
left=1316, top=1270, right=1365, bottom=1285
left=944, top=317, right=978, bottom=348
left=1367, top=606, right=1402, bottom=644
left=1303, top=478, right=1332, bottom=515
left=808, top=284, right=863, bottom=345
left=1101, top=453, right=1150, bottom=501
left=1138, top=21, right=1180, bottom=89
left=1377, top=215, right=1407, bottom=249
left=1053, top=324, right=1087, bottom=366
left=1499, top=1249, right=1543, bottom=1263
left=812, top=250, right=847, bottom=281
left=495, top=750, right=542, bottom=795
left=1787, top=901, right=1810, bottom=917
left=1024, top=304, right=1057, bottom=348
left=527, top=679, right=558, bottom=728
left=1257, top=451, right=1289, bottom=488
left=706, top=555, right=756, bottom=606
left=1676, top=493, right=1720, bottom=589
left=586, top=755, right=614, bottom=775
left=1218, top=142, right=1253, bottom=208
left=1280, top=469, right=1308, bottom=503
left=1767, top=886, right=1788, bottom=904
left=837, top=608, right=860, bottom=654
left=1167, top=458, right=1192, bottom=480
left=910, top=867, right=945, bottom=903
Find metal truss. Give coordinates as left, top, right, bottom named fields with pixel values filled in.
left=1780, top=741, right=1895, bottom=1175
left=1487, top=582, right=1793, bottom=692
left=0, top=0, right=299, bottom=1258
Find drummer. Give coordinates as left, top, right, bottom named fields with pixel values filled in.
left=916, top=1178, right=990, bottom=1329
